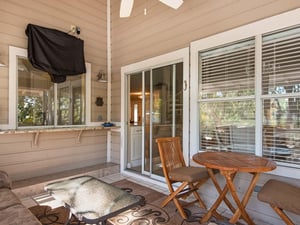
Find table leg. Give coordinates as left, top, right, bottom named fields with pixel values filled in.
left=207, top=169, right=236, bottom=214
left=232, top=172, right=260, bottom=224
left=223, top=171, right=259, bottom=225
left=201, top=170, right=236, bottom=223
left=64, top=208, right=72, bottom=225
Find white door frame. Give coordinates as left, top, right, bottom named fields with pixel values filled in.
left=120, top=47, right=190, bottom=175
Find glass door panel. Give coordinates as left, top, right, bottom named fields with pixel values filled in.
left=127, top=72, right=143, bottom=173
left=126, top=62, right=184, bottom=179
left=151, top=65, right=173, bottom=177
left=151, top=63, right=183, bottom=177
left=143, top=71, right=151, bottom=174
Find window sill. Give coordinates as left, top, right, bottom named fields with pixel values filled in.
left=0, top=126, right=118, bottom=134
left=267, top=162, right=300, bottom=179
left=0, top=126, right=119, bottom=146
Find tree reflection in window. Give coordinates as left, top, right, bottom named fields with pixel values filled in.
left=17, top=57, right=85, bottom=127
left=18, top=95, right=44, bottom=126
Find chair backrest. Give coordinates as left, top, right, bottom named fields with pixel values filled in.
left=155, top=137, right=186, bottom=180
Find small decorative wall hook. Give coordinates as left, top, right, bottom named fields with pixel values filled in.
left=95, top=97, right=104, bottom=106
left=97, top=70, right=106, bottom=81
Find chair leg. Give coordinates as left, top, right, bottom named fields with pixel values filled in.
left=161, top=182, right=187, bottom=207
left=271, top=204, right=295, bottom=225
left=174, top=198, right=188, bottom=219
left=189, top=183, right=207, bottom=210
left=161, top=182, right=196, bottom=219
left=160, top=181, right=209, bottom=220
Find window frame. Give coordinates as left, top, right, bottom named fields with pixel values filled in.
left=6, top=46, right=91, bottom=130
left=190, top=8, right=300, bottom=179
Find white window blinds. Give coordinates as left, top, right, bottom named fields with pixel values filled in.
left=262, top=26, right=300, bottom=164
left=199, top=38, right=255, bottom=99
left=199, top=38, right=256, bottom=153
left=262, top=26, right=300, bottom=95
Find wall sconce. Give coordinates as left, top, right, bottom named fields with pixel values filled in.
left=97, top=70, right=107, bottom=82
left=95, top=97, right=104, bottom=106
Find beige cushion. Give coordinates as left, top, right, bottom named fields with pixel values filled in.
left=0, top=171, right=12, bottom=189
left=169, top=167, right=208, bottom=182
left=0, top=204, right=42, bottom=225
left=258, top=179, right=300, bottom=215
left=0, top=188, right=21, bottom=210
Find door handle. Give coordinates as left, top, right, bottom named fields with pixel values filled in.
left=184, top=80, right=188, bottom=91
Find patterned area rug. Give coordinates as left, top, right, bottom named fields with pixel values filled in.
left=29, top=205, right=84, bottom=225
left=30, top=179, right=234, bottom=225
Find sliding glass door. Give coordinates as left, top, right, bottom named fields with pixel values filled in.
left=126, top=62, right=184, bottom=178
left=121, top=48, right=189, bottom=180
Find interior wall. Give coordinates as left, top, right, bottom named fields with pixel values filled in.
left=0, top=0, right=109, bottom=180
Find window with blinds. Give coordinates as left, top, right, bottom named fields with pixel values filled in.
left=193, top=10, right=300, bottom=169
left=199, top=38, right=256, bottom=153
left=262, top=26, right=300, bottom=164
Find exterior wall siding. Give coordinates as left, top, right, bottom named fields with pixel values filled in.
left=0, top=1, right=300, bottom=223
left=110, top=0, right=300, bottom=120
left=110, top=1, right=300, bottom=224
left=0, top=130, right=107, bottom=181
left=0, top=0, right=108, bottom=180
left=110, top=130, right=121, bottom=164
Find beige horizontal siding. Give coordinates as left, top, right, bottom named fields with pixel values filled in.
left=110, top=131, right=120, bottom=164
left=92, top=81, right=108, bottom=122
left=0, top=130, right=107, bottom=180
left=110, top=0, right=300, bottom=120
left=0, top=0, right=109, bottom=180
left=109, top=2, right=300, bottom=224
left=0, top=0, right=107, bottom=124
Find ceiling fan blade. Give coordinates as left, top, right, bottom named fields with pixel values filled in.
left=159, top=0, right=183, bottom=9
left=120, top=0, right=134, bottom=18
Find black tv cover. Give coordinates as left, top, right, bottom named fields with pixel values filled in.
left=25, top=24, right=86, bottom=83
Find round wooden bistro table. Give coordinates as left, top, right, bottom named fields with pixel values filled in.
left=193, top=151, right=276, bottom=225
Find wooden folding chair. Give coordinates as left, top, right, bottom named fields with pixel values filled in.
left=155, top=137, right=209, bottom=219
